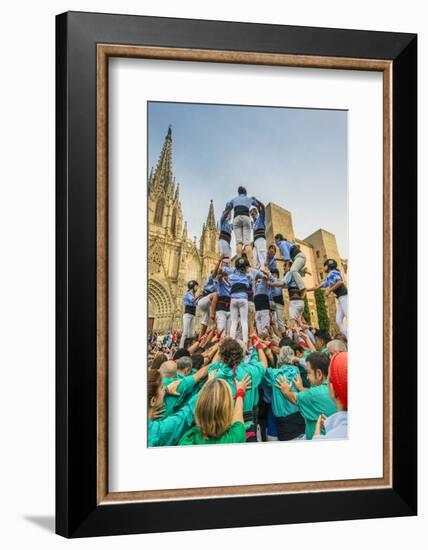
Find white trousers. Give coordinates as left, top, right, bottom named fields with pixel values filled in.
left=180, top=313, right=195, bottom=347
left=230, top=298, right=249, bottom=343
left=253, top=238, right=267, bottom=269
left=289, top=299, right=304, bottom=321
left=218, top=239, right=232, bottom=265
left=255, top=309, right=271, bottom=335
left=197, top=295, right=212, bottom=326
left=288, top=252, right=306, bottom=290
left=336, top=295, right=348, bottom=336
left=233, top=215, right=252, bottom=246
left=216, top=310, right=231, bottom=336
left=272, top=302, right=286, bottom=332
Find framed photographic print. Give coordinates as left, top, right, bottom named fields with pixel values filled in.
left=56, top=11, right=417, bottom=538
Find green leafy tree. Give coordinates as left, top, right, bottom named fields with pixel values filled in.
left=314, top=288, right=330, bottom=331
left=303, top=295, right=311, bottom=325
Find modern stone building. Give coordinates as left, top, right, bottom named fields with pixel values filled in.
left=148, top=127, right=348, bottom=334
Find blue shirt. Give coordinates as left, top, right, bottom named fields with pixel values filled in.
left=253, top=271, right=271, bottom=297
left=223, top=267, right=252, bottom=300
left=251, top=210, right=266, bottom=231
left=215, top=277, right=231, bottom=298
left=313, top=411, right=348, bottom=440
left=225, top=194, right=256, bottom=214
left=321, top=269, right=343, bottom=289
left=270, top=276, right=283, bottom=298
left=266, top=255, right=277, bottom=272
left=183, top=290, right=196, bottom=306
left=203, top=275, right=216, bottom=294
left=277, top=240, right=295, bottom=262
left=220, top=213, right=232, bottom=235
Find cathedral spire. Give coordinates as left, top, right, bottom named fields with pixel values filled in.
left=151, top=125, right=173, bottom=191
left=206, top=200, right=216, bottom=230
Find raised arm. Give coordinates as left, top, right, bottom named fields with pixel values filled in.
left=232, top=374, right=252, bottom=425
left=306, top=281, right=325, bottom=292
left=193, top=363, right=210, bottom=384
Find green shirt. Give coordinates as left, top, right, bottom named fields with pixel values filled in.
left=162, top=373, right=196, bottom=417
left=148, top=393, right=198, bottom=447
left=178, top=421, right=246, bottom=445
left=208, top=349, right=265, bottom=412
left=296, top=381, right=338, bottom=440
left=263, top=364, right=300, bottom=418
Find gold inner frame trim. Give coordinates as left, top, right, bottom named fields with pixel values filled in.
left=96, top=44, right=393, bottom=505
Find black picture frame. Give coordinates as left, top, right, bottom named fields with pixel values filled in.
left=56, top=11, right=417, bottom=538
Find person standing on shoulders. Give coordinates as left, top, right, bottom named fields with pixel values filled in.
left=225, top=186, right=256, bottom=262
left=274, top=233, right=307, bottom=291
left=266, top=244, right=278, bottom=273
left=268, top=268, right=287, bottom=337
left=307, top=259, right=348, bottom=337
left=250, top=198, right=267, bottom=269
left=218, top=208, right=233, bottom=267
left=179, top=280, right=199, bottom=347
left=196, top=269, right=218, bottom=337
left=222, top=256, right=253, bottom=345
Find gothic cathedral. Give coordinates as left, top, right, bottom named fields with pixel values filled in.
left=148, top=127, right=219, bottom=333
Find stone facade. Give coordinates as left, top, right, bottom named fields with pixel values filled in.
left=148, top=127, right=219, bottom=332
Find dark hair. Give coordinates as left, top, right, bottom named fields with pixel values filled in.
left=271, top=268, right=279, bottom=277
left=191, top=354, right=205, bottom=370
left=147, top=369, right=162, bottom=403
left=291, top=344, right=304, bottom=354
left=306, top=351, right=330, bottom=378
left=333, top=332, right=348, bottom=345
left=268, top=244, right=277, bottom=252
left=314, top=329, right=331, bottom=345
left=279, top=337, right=293, bottom=348
left=173, top=348, right=191, bottom=360
left=219, top=337, right=244, bottom=367
left=238, top=186, right=247, bottom=195
left=150, top=353, right=167, bottom=370
left=274, top=233, right=284, bottom=241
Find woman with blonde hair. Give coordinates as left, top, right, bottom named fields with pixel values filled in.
left=178, top=375, right=251, bottom=445
left=207, top=336, right=267, bottom=442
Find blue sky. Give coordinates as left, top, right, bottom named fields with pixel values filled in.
left=148, top=102, right=348, bottom=257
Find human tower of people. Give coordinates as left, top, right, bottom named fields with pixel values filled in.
left=148, top=186, right=349, bottom=447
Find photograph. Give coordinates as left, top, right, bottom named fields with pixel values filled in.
left=146, top=101, right=349, bottom=447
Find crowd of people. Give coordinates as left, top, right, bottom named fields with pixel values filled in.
left=148, top=186, right=348, bottom=447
